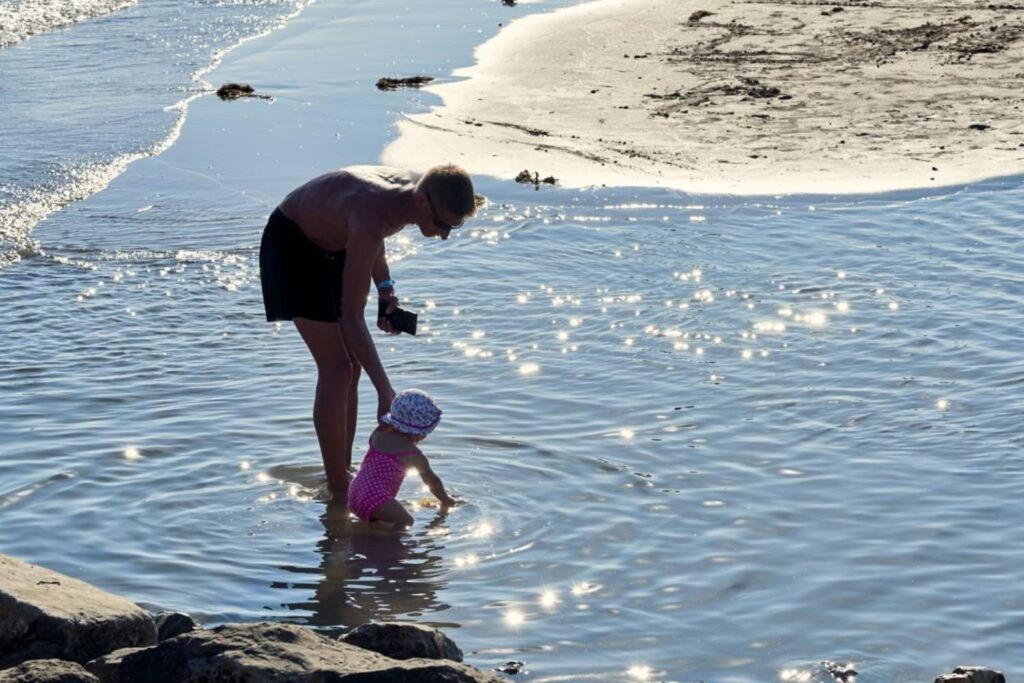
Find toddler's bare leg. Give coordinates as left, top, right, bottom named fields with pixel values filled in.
left=370, top=499, right=414, bottom=528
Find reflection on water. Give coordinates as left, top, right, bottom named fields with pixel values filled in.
left=278, top=502, right=454, bottom=631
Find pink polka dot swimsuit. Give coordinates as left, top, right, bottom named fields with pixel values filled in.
left=348, top=445, right=415, bottom=520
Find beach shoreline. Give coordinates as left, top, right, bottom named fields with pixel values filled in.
left=383, top=0, right=1024, bottom=194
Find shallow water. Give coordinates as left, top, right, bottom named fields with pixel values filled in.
left=2, top=1, right=1023, bottom=681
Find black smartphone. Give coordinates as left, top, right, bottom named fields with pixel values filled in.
left=377, top=299, right=418, bottom=336
left=388, top=308, right=418, bottom=336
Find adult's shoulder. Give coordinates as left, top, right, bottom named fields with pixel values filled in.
left=348, top=164, right=418, bottom=188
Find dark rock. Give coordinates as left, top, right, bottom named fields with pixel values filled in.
left=777, top=661, right=857, bottom=682
left=823, top=660, right=857, bottom=681
left=215, top=83, right=272, bottom=101
left=688, top=10, right=714, bottom=23
left=86, top=622, right=501, bottom=683
left=968, top=123, right=991, bottom=130
left=934, top=666, right=1006, bottom=683
left=340, top=622, right=462, bottom=662
left=153, top=612, right=196, bottom=642
left=376, top=76, right=434, bottom=91
left=0, top=660, right=98, bottom=683
left=502, top=0, right=517, bottom=5
left=0, top=554, right=156, bottom=667
left=495, top=660, right=526, bottom=675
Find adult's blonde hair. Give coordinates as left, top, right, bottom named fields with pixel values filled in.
left=416, top=164, right=476, bottom=219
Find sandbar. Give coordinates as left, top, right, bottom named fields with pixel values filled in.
left=382, top=0, right=1024, bottom=194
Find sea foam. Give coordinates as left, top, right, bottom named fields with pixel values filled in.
left=0, top=0, right=137, bottom=48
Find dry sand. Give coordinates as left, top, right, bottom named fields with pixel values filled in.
left=382, top=0, right=1024, bottom=194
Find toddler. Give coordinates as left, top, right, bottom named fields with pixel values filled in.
left=348, top=389, right=455, bottom=526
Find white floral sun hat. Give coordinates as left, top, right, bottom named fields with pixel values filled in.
left=382, top=388, right=442, bottom=437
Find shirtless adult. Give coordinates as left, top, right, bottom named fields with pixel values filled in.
left=259, top=164, right=476, bottom=497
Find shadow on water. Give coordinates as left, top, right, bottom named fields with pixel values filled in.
left=275, top=501, right=457, bottom=634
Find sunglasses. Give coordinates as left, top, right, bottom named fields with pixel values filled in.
left=426, top=191, right=463, bottom=231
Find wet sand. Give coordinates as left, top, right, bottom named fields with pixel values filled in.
left=383, top=0, right=1024, bottom=194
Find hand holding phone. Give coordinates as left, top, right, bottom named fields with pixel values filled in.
left=378, top=298, right=418, bottom=336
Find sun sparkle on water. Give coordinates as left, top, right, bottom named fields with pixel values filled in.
left=627, top=664, right=653, bottom=681
left=519, top=362, right=540, bottom=375
left=803, top=311, right=829, bottom=328
left=504, top=608, right=525, bottom=627
left=571, top=582, right=600, bottom=596
left=455, top=553, right=479, bottom=568
left=471, top=521, right=495, bottom=539
left=539, top=589, right=560, bottom=609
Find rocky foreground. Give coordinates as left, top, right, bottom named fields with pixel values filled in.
left=0, top=553, right=1009, bottom=681
left=0, top=554, right=500, bottom=682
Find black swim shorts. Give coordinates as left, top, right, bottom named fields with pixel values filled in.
left=259, top=208, right=346, bottom=323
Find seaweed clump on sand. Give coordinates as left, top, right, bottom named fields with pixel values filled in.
left=515, top=170, right=557, bottom=189
left=376, top=76, right=434, bottom=91
left=215, top=83, right=272, bottom=101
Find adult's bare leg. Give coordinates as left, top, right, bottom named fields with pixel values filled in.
left=294, top=318, right=354, bottom=498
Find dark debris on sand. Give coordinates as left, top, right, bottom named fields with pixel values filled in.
left=644, top=76, right=788, bottom=114
left=215, top=83, right=272, bottom=101
left=376, top=76, right=434, bottom=91
left=515, top=170, right=557, bottom=189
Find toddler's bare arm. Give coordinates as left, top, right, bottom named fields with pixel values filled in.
left=409, top=452, right=455, bottom=507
